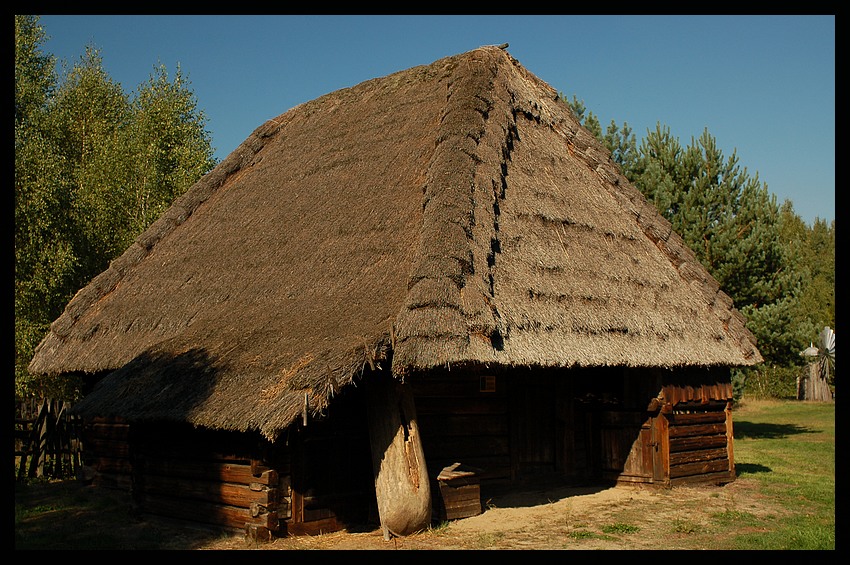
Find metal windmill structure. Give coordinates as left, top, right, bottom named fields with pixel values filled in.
left=798, top=326, right=835, bottom=401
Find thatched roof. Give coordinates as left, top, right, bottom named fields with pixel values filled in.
left=28, top=46, right=761, bottom=440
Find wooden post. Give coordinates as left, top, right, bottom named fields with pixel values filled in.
left=653, top=408, right=670, bottom=485
left=366, top=373, right=431, bottom=540
left=725, top=400, right=735, bottom=479
left=799, top=362, right=833, bottom=402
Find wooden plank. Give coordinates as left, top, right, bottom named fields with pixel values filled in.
left=437, top=484, right=481, bottom=520
left=303, top=506, right=335, bottom=521
left=284, top=517, right=344, bottom=536
left=668, top=422, right=727, bottom=438
left=418, top=414, right=509, bottom=436
left=428, top=456, right=511, bottom=482
left=410, top=373, right=507, bottom=397
left=662, top=383, right=733, bottom=404
left=85, top=422, right=130, bottom=440
left=139, top=493, right=279, bottom=531
left=437, top=462, right=482, bottom=483
left=669, top=470, right=735, bottom=486
left=422, top=435, right=509, bottom=459
left=669, top=448, right=728, bottom=466
left=667, top=410, right=726, bottom=425
left=132, top=438, right=256, bottom=464
left=670, top=458, right=730, bottom=479
left=138, top=474, right=277, bottom=508
left=669, top=434, right=728, bottom=453
left=440, top=485, right=480, bottom=503
left=140, top=459, right=278, bottom=485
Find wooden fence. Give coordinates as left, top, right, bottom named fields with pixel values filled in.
left=15, top=399, right=84, bottom=481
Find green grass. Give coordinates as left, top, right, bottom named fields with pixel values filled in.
left=601, top=523, right=640, bottom=534
left=726, top=399, right=835, bottom=550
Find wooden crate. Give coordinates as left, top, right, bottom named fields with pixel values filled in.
left=435, top=463, right=482, bottom=521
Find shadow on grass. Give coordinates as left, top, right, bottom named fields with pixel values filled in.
left=735, top=462, right=772, bottom=477
left=15, top=480, right=235, bottom=550
left=732, top=421, right=815, bottom=440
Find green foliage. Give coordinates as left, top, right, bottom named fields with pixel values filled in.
left=15, top=16, right=79, bottom=399
left=14, top=15, right=216, bottom=402
left=563, top=92, right=602, bottom=138
left=602, top=120, right=637, bottom=173
left=737, top=365, right=801, bottom=400
left=125, top=63, right=216, bottom=237
left=15, top=15, right=55, bottom=127
left=51, top=46, right=134, bottom=276
left=791, top=215, right=835, bottom=333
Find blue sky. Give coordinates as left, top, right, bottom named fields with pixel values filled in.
left=38, top=15, right=835, bottom=226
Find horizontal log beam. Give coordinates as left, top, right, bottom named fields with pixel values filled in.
left=670, top=457, right=730, bottom=479
left=669, top=470, right=735, bottom=486
left=668, top=422, right=727, bottom=438
left=669, top=434, right=727, bottom=453
left=667, top=411, right=726, bottom=425
left=138, top=473, right=277, bottom=508
left=670, top=447, right=728, bottom=466
left=140, top=459, right=277, bottom=485
left=85, top=438, right=130, bottom=458
left=139, top=493, right=279, bottom=532
left=284, top=517, right=343, bottom=536
left=415, top=397, right=509, bottom=416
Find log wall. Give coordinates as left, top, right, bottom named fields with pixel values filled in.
left=129, top=423, right=283, bottom=541
left=82, top=416, right=132, bottom=490
left=663, top=400, right=735, bottom=486
left=411, top=369, right=512, bottom=490
left=77, top=381, right=376, bottom=541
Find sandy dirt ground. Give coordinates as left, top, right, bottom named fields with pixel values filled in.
left=16, top=474, right=781, bottom=550
left=196, top=477, right=778, bottom=550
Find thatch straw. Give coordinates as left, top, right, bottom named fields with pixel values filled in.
left=29, top=46, right=761, bottom=440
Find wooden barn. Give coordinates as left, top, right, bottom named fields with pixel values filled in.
left=28, top=45, right=762, bottom=541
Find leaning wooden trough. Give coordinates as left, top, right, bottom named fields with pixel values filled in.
left=367, top=375, right=431, bottom=539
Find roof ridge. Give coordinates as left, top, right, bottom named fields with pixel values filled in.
left=393, top=47, right=510, bottom=368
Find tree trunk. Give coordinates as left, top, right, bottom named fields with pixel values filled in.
left=366, top=373, right=431, bottom=539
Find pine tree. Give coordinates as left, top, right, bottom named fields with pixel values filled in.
left=602, top=120, right=637, bottom=176
left=563, top=93, right=602, bottom=138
